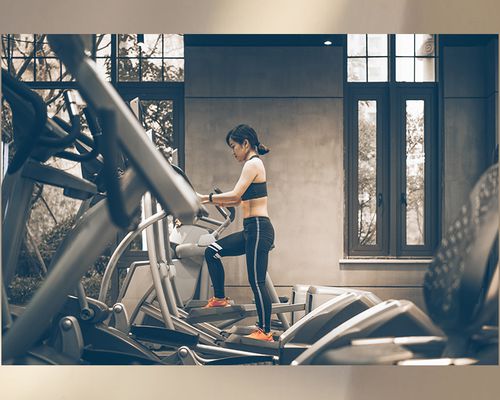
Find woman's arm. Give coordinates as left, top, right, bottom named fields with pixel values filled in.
left=199, top=161, right=258, bottom=205
left=215, top=198, right=242, bottom=207
left=197, top=193, right=241, bottom=207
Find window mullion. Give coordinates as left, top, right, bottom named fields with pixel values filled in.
left=388, top=84, right=398, bottom=256
left=111, top=34, right=117, bottom=84
left=377, top=87, right=393, bottom=255
left=389, top=34, right=395, bottom=83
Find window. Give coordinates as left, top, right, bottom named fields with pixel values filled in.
left=348, top=34, right=388, bottom=82
left=347, top=34, right=437, bottom=83
left=346, top=34, right=439, bottom=258
left=2, top=34, right=185, bottom=166
left=94, top=34, right=112, bottom=81
left=2, top=33, right=186, bottom=276
left=116, top=34, right=184, bottom=82
left=1, top=34, right=74, bottom=82
left=395, top=34, right=436, bottom=82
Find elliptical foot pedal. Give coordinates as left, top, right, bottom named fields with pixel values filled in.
left=185, top=299, right=235, bottom=310
left=130, top=325, right=199, bottom=348
left=186, top=305, right=247, bottom=323
left=223, top=334, right=280, bottom=355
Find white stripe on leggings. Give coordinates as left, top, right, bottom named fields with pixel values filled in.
left=208, top=244, right=219, bottom=252
left=253, top=218, right=266, bottom=332
left=208, top=244, right=221, bottom=259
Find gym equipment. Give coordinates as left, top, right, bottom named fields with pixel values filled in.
left=292, top=163, right=499, bottom=365
left=277, top=289, right=382, bottom=364
left=2, top=76, right=193, bottom=364
left=291, top=298, right=443, bottom=364
left=99, top=188, right=235, bottom=312
left=2, top=35, right=203, bottom=363
left=100, top=169, right=304, bottom=336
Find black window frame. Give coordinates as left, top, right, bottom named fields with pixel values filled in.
left=2, top=34, right=186, bottom=168
left=2, top=34, right=186, bottom=290
left=344, top=34, right=440, bottom=259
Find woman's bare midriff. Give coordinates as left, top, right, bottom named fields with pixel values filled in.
left=241, top=196, right=268, bottom=219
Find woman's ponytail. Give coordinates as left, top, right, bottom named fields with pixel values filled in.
left=226, top=124, right=270, bottom=155
left=257, top=142, right=270, bottom=155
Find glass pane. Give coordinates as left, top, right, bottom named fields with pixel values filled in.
left=34, top=89, right=67, bottom=119
left=415, top=57, right=435, bottom=82
left=95, top=57, right=111, bottom=81
left=11, top=34, right=35, bottom=57
left=141, top=58, right=163, bottom=81
left=2, top=35, right=11, bottom=57
left=415, top=34, right=435, bottom=56
left=36, top=35, right=56, bottom=57
left=1, top=56, right=8, bottom=69
left=96, top=34, right=111, bottom=57
left=35, top=58, right=60, bottom=81
left=367, top=58, right=388, bottom=82
left=348, top=58, right=366, bottom=82
left=406, top=100, right=425, bottom=245
left=164, top=34, right=184, bottom=57
left=12, top=58, right=34, bottom=81
left=164, top=58, right=184, bottom=81
left=357, top=100, right=377, bottom=246
left=118, top=34, right=139, bottom=57
left=396, top=34, right=414, bottom=56
left=348, top=34, right=366, bottom=57
left=140, top=100, right=174, bottom=160
left=118, top=58, right=139, bottom=81
left=2, top=98, right=14, bottom=140
left=396, top=57, right=414, bottom=82
left=142, top=34, right=163, bottom=57
left=367, top=34, right=387, bottom=56
left=129, top=238, right=144, bottom=251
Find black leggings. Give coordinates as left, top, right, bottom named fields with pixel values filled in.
left=204, top=216, right=275, bottom=333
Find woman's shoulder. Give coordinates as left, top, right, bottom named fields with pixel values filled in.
left=245, top=157, right=265, bottom=170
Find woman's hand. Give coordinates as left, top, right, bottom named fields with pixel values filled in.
left=196, top=192, right=210, bottom=204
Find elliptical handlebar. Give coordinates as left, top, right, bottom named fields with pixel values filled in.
left=2, top=68, right=101, bottom=165
left=48, top=34, right=202, bottom=224
left=1, top=68, right=47, bottom=174
left=213, top=187, right=236, bottom=222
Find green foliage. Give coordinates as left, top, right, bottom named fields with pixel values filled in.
left=6, top=275, right=43, bottom=305
left=81, top=270, right=106, bottom=299
left=37, top=216, right=76, bottom=265
left=8, top=215, right=112, bottom=305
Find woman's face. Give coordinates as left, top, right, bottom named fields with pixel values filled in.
left=228, top=138, right=248, bottom=162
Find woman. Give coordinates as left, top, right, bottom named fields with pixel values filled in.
left=198, top=124, right=275, bottom=342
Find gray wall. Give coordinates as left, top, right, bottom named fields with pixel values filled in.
left=442, top=38, right=498, bottom=228
left=185, top=46, right=346, bottom=293
left=184, top=38, right=497, bottom=310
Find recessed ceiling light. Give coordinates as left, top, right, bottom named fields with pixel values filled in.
left=324, top=40, right=332, bottom=46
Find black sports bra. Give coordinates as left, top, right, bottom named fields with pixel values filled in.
left=241, top=155, right=268, bottom=201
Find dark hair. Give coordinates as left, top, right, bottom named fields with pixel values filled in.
left=225, top=124, right=270, bottom=155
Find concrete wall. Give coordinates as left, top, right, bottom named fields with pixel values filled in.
left=442, top=39, right=498, bottom=228
left=185, top=46, right=346, bottom=295
left=486, top=37, right=499, bottom=157
left=184, top=38, right=497, bottom=310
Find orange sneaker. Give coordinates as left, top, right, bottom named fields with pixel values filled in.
left=244, top=328, right=274, bottom=342
left=203, top=297, right=231, bottom=308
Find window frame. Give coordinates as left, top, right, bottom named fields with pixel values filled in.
left=344, top=34, right=441, bottom=259
left=391, top=84, right=439, bottom=256
left=2, top=34, right=186, bottom=169
left=1, top=34, right=187, bottom=293
left=346, top=84, right=390, bottom=256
